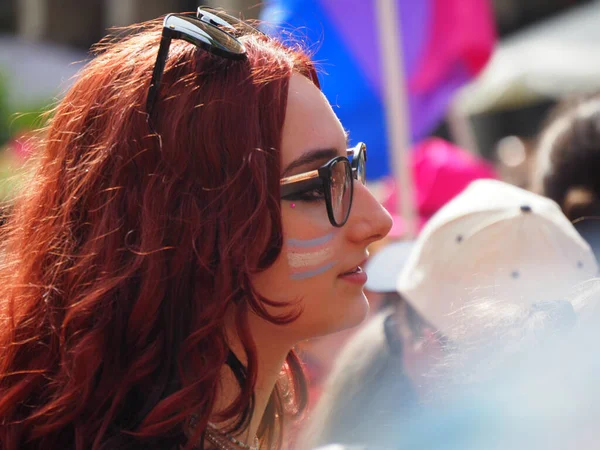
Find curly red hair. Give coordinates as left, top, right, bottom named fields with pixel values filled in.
left=0, top=17, right=318, bottom=450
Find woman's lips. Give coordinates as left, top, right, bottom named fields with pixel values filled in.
left=338, top=264, right=367, bottom=285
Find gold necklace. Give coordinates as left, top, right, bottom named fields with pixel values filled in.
left=205, top=422, right=259, bottom=450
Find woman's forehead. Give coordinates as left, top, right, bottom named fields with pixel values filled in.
left=280, top=73, right=346, bottom=168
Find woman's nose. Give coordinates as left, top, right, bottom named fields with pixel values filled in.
left=346, top=183, right=393, bottom=245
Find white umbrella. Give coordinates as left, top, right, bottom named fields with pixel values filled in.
left=456, top=0, right=600, bottom=115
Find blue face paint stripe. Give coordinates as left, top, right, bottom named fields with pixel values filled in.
left=290, top=261, right=337, bottom=280
left=287, top=233, right=334, bottom=248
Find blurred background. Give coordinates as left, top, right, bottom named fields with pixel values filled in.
left=0, top=0, right=599, bottom=200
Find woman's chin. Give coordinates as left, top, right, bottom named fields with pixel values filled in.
left=342, top=293, right=371, bottom=329
left=277, top=292, right=370, bottom=341
left=320, top=293, right=370, bottom=337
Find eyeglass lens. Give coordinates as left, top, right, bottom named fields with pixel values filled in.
left=330, top=160, right=353, bottom=225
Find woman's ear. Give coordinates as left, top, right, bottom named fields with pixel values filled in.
left=563, top=186, right=600, bottom=221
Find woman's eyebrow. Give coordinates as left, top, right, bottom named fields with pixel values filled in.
left=282, top=148, right=339, bottom=177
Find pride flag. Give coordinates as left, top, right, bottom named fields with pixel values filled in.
left=261, top=0, right=496, bottom=179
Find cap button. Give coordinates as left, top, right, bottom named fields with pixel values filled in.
left=520, top=205, right=532, bottom=213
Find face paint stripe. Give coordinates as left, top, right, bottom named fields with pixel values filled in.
left=290, top=261, right=337, bottom=280
left=288, top=247, right=334, bottom=268
left=287, top=238, right=335, bottom=254
left=287, top=232, right=334, bottom=248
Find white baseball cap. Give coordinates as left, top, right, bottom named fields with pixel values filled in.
left=365, top=240, right=415, bottom=293
left=396, top=179, right=599, bottom=333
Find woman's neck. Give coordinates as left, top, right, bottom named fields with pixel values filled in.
left=211, top=310, right=295, bottom=447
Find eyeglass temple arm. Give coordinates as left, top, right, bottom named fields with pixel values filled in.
left=146, top=33, right=173, bottom=116
left=280, top=175, right=322, bottom=198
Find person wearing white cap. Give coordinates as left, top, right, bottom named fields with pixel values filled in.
left=300, top=179, right=598, bottom=450
left=397, top=178, right=599, bottom=335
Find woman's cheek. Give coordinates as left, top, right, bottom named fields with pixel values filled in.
left=283, top=199, right=332, bottom=228
left=286, top=232, right=339, bottom=281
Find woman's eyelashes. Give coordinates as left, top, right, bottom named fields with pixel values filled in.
left=289, top=187, right=326, bottom=202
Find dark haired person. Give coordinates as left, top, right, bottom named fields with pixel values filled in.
left=533, top=94, right=600, bottom=262
left=301, top=180, right=597, bottom=450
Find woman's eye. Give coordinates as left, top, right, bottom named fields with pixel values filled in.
left=287, top=187, right=326, bottom=202
left=303, top=187, right=326, bottom=201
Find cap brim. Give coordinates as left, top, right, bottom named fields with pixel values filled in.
left=574, top=218, right=600, bottom=269
left=365, top=240, right=415, bottom=292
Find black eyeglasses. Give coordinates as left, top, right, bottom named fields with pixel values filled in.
left=146, top=8, right=263, bottom=116
left=280, top=143, right=367, bottom=227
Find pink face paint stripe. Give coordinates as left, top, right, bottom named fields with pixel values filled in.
left=287, top=233, right=334, bottom=248
left=290, top=261, right=337, bottom=280
left=288, top=247, right=335, bottom=268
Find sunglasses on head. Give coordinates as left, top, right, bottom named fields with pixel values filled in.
left=280, top=143, right=367, bottom=227
left=146, top=7, right=263, bottom=116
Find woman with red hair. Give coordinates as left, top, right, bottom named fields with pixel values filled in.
left=0, top=8, right=391, bottom=450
